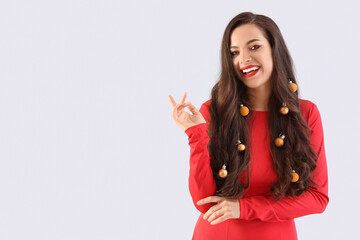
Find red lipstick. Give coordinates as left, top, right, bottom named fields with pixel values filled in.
left=243, top=69, right=259, bottom=78
left=240, top=65, right=260, bottom=78
left=240, top=65, right=260, bottom=71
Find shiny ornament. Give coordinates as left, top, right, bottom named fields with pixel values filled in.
left=237, top=140, right=246, bottom=152
left=291, top=170, right=299, bottom=182
left=219, top=164, right=228, bottom=178
left=279, top=103, right=289, bottom=115
left=288, top=80, right=298, bottom=93
left=274, top=134, right=285, bottom=147
left=240, top=104, right=249, bottom=117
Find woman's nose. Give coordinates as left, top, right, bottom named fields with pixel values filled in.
left=240, top=50, right=252, bottom=64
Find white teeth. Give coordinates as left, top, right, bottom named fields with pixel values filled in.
left=242, top=66, right=260, bottom=74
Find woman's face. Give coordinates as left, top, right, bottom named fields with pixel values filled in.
left=230, top=24, right=273, bottom=90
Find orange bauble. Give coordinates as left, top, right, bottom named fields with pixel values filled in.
left=280, top=106, right=289, bottom=115
left=274, top=137, right=284, bottom=147
left=237, top=143, right=246, bottom=152
left=240, top=105, right=249, bottom=117
left=291, top=171, right=299, bottom=182
left=219, top=169, right=228, bottom=178
left=289, top=82, right=298, bottom=92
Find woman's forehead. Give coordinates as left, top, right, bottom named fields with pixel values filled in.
left=230, top=24, right=266, bottom=45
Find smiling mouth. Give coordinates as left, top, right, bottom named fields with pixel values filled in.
left=242, top=66, right=260, bottom=78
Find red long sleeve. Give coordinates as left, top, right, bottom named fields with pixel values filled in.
left=185, top=99, right=329, bottom=225
left=185, top=102, right=216, bottom=213
left=239, top=102, right=329, bottom=222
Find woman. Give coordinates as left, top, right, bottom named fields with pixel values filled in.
left=168, top=12, right=329, bottom=240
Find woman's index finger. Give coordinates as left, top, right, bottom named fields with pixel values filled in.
left=186, top=102, right=200, bottom=115
left=197, top=196, right=223, bottom=205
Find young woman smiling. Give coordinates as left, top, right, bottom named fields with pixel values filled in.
left=168, top=12, right=329, bottom=240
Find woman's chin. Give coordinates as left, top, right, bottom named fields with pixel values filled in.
left=240, top=76, right=271, bottom=90
left=241, top=81, right=263, bottom=89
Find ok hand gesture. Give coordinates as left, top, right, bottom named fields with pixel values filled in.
left=168, top=92, right=206, bottom=132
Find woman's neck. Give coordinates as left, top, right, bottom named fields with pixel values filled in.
left=246, top=83, right=271, bottom=111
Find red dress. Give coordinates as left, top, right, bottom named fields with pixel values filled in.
left=184, top=99, right=329, bottom=240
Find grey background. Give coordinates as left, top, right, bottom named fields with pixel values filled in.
left=0, top=0, right=358, bottom=239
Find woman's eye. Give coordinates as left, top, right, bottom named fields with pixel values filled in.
left=230, top=51, right=239, bottom=57
left=251, top=45, right=261, bottom=50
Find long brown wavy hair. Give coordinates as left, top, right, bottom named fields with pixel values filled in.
left=208, top=12, right=318, bottom=201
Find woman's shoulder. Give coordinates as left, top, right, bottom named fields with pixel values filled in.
left=199, top=100, right=212, bottom=123
left=201, top=99, right=211, bottom=108
left=299, top=98, right=322, bottom=125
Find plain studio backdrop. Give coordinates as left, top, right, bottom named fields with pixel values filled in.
left=0, top=0, right=358, bottom=239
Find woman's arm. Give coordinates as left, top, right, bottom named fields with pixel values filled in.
left=239, top=102, right=329, bottom=222
left=185, top=102, right=217, bottom=213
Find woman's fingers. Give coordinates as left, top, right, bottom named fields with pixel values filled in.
left=207, top=207, right=225, bottom=223
left=168, top=94, right=177, bottom=107
left=168, top=92, right=188, bottom=108
left=209, top=214, right=228, bottom=225
left=172, top=104, right=180, bottom=120
left=203, top=202, right=223, bottom=220
left=172, top=102, right=191, bottom=120
left=200, top=198, right=240, bottom=225
left=197, top=196, right=223, bottom=205
left=179, top=92, right=187, bottom=105
left=186, top=102, right=200, bottom=115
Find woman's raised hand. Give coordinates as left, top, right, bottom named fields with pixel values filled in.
left=168, top=92, right=206, bottom=132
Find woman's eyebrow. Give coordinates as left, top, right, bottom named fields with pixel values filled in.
left=230, top=39, right=261, bottom=49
